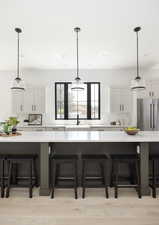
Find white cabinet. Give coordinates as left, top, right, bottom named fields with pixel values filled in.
left=12, top=92, right=24, bottom=114
left=109, top=88, right=132, bottom=113
left=24, top=87, right=45, bottom=113
left=137, top=83, right=159, bottom=99
left=12, top=87, right=45, bottom=115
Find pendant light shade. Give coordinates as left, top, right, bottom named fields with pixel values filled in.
left=11, top=28, right=25, bottom=92
left=131, top=27, right=146, bottom=91
left=71, top=27, right=85, bottom=91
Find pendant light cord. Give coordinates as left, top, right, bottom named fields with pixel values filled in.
left=76, top=29, right=79, bottom=78
left=17, top=31, right=20, bottom=78
left=136, top=30, right=139, bottom=78
left=134, top=27, right=141, bottom=79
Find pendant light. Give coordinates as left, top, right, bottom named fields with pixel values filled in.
left=131, top=27, right=146, bottom=91
left=11, top=28, right=25, bottom=91
left=71, top=27, right=85, bottom=91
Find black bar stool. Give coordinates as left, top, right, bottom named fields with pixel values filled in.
left=50, top=154, right=78, bottom=199
left=81, top=154, right=109, bottom=199
left=6, top=154, right=38, bottom=198
left=111, top=154, right=141, bottom=198
left=0, top=155, right=5, bottom=198
left=149, top=155, right=159, bottom=198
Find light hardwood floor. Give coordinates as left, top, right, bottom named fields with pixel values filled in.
left=0, top=188, right=159, bottom=225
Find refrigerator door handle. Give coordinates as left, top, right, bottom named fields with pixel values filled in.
left=153, top=103, right=155, bottom=129
left=150, top=104, right=152, bottom=129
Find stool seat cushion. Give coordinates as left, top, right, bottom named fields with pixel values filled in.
left=81, top=154, right=108, bottom=160
left=6, top=154, right=38, bottom=160
left=149, top=155, right=159, bottom=160
left=51, top=154, right=78, bottom=160
left=111, top=154, right=139, bottom=160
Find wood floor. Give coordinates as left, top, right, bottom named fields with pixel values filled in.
left=0, top=188, right=159, bottom=225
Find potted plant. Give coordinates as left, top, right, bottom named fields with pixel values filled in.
left=3, top=120, right=12, bottom=135
left=8, top=117, right=20, bottom=134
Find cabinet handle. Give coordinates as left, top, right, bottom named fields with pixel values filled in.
left=32, top=105, right=34, bottom=111
left=122, top=105, right=124, bottom=111
left=120, top=105, right=121, bottom=111
left=34, top=105, right=36, bottom=111
left=20, top=105, right=23, bottom=111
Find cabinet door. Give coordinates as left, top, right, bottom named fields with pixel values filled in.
left=151, top=85, right=159, bottom=98
left=120, top=89, right=132, bottom=113
left=12, top=92, right=24, bottom=114
left=24, top=87, right=45, bottom=113
left=34, top=88, right=45, bottom=113
left=109, top=88, right=121, bottom=113
left=24, top=88, right=34, bottom=113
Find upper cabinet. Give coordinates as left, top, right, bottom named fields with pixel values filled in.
left=24, top=87, right=45, bottom=113
left=12, top=92, right=24, bottom=114
left=108, top=88, right=132, bottom=113
left=137, top=82, right=159, bottom=99
left=12, top=87, right=45, bottom=115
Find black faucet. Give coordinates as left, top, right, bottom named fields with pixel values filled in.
left=76, top=114, right=80, bottom=125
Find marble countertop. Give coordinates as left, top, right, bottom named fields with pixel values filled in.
left=0, top=131, right=159, bottom=143
left=18, top=124, right=127, bottom=128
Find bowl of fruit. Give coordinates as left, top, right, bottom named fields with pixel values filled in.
left=124, top=127, right=140, bottom=135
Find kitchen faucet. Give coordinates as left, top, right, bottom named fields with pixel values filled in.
left=76, top=114, right=80, bottom=125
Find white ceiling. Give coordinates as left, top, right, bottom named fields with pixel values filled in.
left=0, top=0, right=159, bottom=70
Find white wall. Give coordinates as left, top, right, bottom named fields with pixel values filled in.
left=0, top=68, right=157, bottom=124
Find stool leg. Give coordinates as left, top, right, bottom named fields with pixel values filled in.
left=82, top=160, right=86, bottom=199
left=152, top=160, right=156, bottom=198
left=51, top=160, right=56, bottom=199
left=6, top=161, right=13, bottom=198
left=135, top=159, right=142, bottom=199
left=55, top=163, right=60, bottom=186
left=103, top=161, right=109, bottom=198
left=100, top=163, right=105, bottom=185
left=110, top=159, right=114, bottom=187
left=74, top=160, right=78, bottom=199
left=114, top=161, right=119, bottom=199
left=29, top=160, right=33, bottom=198
left=33, top=157, right=38, bottom=187
left=1, top=159, right=5, bottom=198
left=12, top=163, right=18, bottom=185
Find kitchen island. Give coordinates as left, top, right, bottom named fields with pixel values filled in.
left=0, top=131, right=158, bottom=196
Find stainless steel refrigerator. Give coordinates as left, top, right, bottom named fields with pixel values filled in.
left=137, top=98, right=159, bottom=131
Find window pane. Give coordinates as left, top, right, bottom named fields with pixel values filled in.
left=91, top=84, right=99, bottom=119
left=68, top=84, right=87, bottom=118
left=56, top=84, right=64, bottom=119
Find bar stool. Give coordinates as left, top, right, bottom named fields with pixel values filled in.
left=81, top=154, right=109, bottom=199
left=6, top=154, right=38, bottom=198
left=149, top=155, right=159, bottom=198
left=0, top=155, right=5, bottom=198
left=111, top=154, right=141, bottom=198
left=50, top=154, right=78, bottom=199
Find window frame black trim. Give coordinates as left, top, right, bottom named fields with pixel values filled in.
left=55, top=82, right=100, bottom=120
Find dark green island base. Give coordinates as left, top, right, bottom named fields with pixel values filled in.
left=0, top=141, right=158, bottom=196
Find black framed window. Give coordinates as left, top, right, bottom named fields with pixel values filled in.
left=55, top=82, right=100, bottom=120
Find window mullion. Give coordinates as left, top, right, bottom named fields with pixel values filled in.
left=64, top=83, right=68, bottom=119
left=87, top=83, right=91, bottom=119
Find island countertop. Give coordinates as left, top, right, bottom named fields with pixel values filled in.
left=0, top=131, right=159, bottom=142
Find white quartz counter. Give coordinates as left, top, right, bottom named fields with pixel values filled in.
left=0, top=131, right=159, bottom=143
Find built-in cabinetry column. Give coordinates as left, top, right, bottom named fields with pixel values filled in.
left=39, top=143, right=50, bottom=196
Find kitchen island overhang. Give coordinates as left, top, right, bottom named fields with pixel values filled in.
left=0, top=131, right=158, bottom=196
